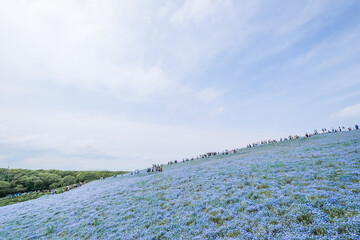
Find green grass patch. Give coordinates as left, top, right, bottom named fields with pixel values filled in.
left=296, top=212, right=314, bottom=225
left=0, top=192, right=47, bottom=207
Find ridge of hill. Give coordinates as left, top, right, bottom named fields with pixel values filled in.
left=0, top=131, right=359, bottom=239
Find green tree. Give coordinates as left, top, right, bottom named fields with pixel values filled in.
left=0, top=181, right=11, bottom=197
left=33, top=178, right=45, bottom=190
left=0, top=168, right=6, bottom=180
left=13, top=184, right=27, bottom=193
left=76, top=172, right=97, bottom=182
left=38, top=173, right=62, bottom=188
left=12, top=172, right=26, bottom=185
left=49, top=182, right=61, bottom=189
left=61, top=176, right=76, bottom=186
left=21, top=176, right=44, bottom=191
left=58, top=171, right=77, bottom=178
left=0, top=169, right=127, bottom=200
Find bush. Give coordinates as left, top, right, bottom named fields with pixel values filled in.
left=0, top=181, right=11, bottom=197
left=49, top=182, right=61, bottom=189
left=13, top=185, right=27, bottom=193
left=39, top=173, right=62, bottom=188
left=76, top=172, right=97, bottom=182
left=61, top=176, right=77, bottom=186
left=22, top=176, right=44, bottom=191
left=0, top=168, right=128, bottom=199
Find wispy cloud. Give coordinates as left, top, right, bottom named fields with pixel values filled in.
left=1, top=1, right=359, bottom=170
left=171, top=0, right=230, bottom=24
left=0, top=110, right=257, bottom=170
left=331, top=103, right=360, bottom=119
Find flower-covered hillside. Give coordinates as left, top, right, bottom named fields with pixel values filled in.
left=0, top=131, right=359, bottom=239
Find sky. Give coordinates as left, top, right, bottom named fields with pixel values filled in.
left=0, top=0, right=360, bottom=171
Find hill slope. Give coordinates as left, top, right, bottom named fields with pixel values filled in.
left=1, top=131, right=359, bottom=239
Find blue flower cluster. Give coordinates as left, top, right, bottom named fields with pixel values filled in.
left=0, top=131, right=359, bottom=239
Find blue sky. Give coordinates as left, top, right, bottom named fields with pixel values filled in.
left=0, top=0, right=359, bottom=171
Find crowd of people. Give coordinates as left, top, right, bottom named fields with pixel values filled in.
left=130, top=164, right=164, bottom=175
left=6, top=190, right=44, bottom=198
left=321, top=125, right=358, bottom=133
left=51, top=182, right=85, bottom=195
left=247, top=135, right=300, bottom=148
left=247, top=124, right=359, bottom=148
left=60, top=182, right=83, bottom=193
left=132, top=149, right=240, bottom=174
left=130, top=124, right=359, bottom=176
left=167, top=149, right=239, bottom=166
left=131, top=169, right=140, bottom=175
left=146, top=164, right=163, bottom=173
left=6, top=182, right=85, bottom=198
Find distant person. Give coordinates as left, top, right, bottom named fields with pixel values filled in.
left=355, top=124, right=359, bottom=130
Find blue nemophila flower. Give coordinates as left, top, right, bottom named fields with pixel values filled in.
left=1, top=131, right=360, bottom=239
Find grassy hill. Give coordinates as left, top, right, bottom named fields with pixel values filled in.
left=0, top=131, right=359, bottom=239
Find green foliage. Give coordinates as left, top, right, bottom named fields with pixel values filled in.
left=297, top=212, right=314, bottom=225
left=58, top=171, right=77, bottom=178
left=49, top=182, right=61, bottom=189
left=0, top=168, right=128, bottom=198
left=76, top=172, right=97, bottom=182
left=61, top=176, right=77, bottom=186
left=22, top=176, right=44, bottom=190
left=0, top=192, right=47, bottom=207
left=0, top=180, right=11, bottom=188
left=0, top=181, right=11, bottom=197
left=14, top=185, right=27, bottom=193
left=39, top=173, right=62, bottom=188
left=312, top=226, right=327, bottom=236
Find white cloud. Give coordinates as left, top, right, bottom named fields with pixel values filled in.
left=0, top=0, right=240, bottom=106
left=20, top=155, right=122, bottom=171
left=0, top=110, right=256, bottom=170
left=273, top=0, right=329, bottom=35
left=172, top=0, right=229, bottom=24
left=320, top=90, right=360, bottom=106
left=0, top=1, right=175, bottom=102
left=331, top=103, right=360, bottom=119
left=193, top=87, right=222, bottom=102
left=1, top=1, right=359, bottom=170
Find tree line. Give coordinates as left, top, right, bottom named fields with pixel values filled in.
left=0, top=168, right=128, bottom=197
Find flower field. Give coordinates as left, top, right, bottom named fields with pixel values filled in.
left=1, top=131, right=359, bottom=239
